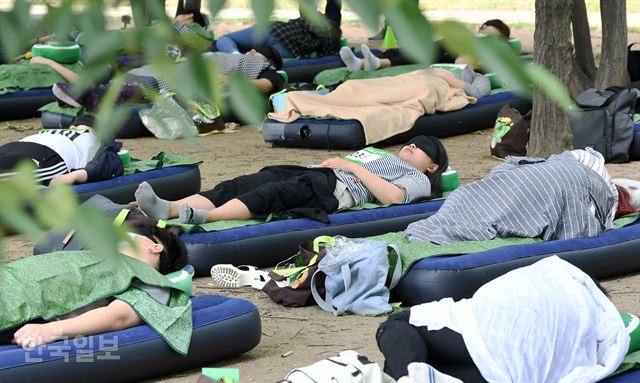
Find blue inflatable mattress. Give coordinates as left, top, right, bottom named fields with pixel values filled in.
left=0, top=88, right=55, bottom=121
left=604, top=370, right=640, bottom=382
left=282, top=49, right=382, bottom=83
left=185, top=199, right=444, bottom=276
left=393, top=218, right=640, bottom=305
left=262, top=91, right=532, bottom=149
left=0, top=294, right=261, bottom=383
left=73, top=164, right=201, bottom=204
left=41, top=104, right=152, bottom=138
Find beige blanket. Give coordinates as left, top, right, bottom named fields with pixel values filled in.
left=268, top=69, right=477, bottom=144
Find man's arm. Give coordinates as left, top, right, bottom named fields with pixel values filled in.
left=13, top=300, right=142, bottom=349
left=50, top=140, right=123, bottom=185
left=30, top=56, right=78, bottom=83
left=321, top=157, right=406, bottom=205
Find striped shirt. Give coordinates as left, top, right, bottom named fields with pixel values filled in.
left=405, top=151, right=616, bottom=244
left=269, top=17, right=341, bottom=57
left=333, top=148, right=431, bottom=206
left=570, top=148, right=618, bottom=226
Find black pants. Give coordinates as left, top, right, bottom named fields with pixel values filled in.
left=380, top=42, right=456, bottom=66
left=0, top=142, right=67, bottom=185
left=376, top=310, right=486, bottom=382
left=199, top=165, right=338, bottom=219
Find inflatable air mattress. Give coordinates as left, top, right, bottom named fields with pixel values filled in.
left=282, top=49, right=382, bottom=83
left=41, top=104, right=152, bottom=138
left=0, top=88, right=55, bottom=121
left=629, top=122, right=640, bottom=161
left=392, top=218, right=640, bottom=305
left=74, top=164, right=201, bottom=204
left=185, top=199, right=444, bottom=276
left=0, top=294, right=261, bottom=383
left=262, top=91, right=532, bottom=149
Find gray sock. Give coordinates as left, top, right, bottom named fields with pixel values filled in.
left=135, top=181, right=170, bottom=220
left=361, top=44, right=381, bottom=71
left=178, top=204, right=209, bottom=224
left=339, top=46, right=362, bottom=72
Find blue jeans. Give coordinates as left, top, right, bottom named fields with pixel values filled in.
left=215, top=26, right=292, bottom=58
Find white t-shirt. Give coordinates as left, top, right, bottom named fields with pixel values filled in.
left=20, top=128, right=100, bottom=171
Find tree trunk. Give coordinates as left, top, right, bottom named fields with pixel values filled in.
left=571, top=0, right=597, bottom=81
left=595, top=0, right=628, bottom=88
left=529, top=0, right=575, bottom=157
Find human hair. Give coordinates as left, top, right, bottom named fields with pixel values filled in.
left=481, top=19, right=511, bottom=39
left=254, top=45, right=283, bottom=70
left=126, top=216, right=189, bottom=274
left=404, top=136, right=449, bottom=196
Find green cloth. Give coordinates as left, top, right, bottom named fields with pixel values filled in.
left=0, top=250, right=192, bottom=355
left=610, top=350, right=640, bottom=377
left=124, top=151, right=199, bottom=176
left=0, top=61, right=82, bottom=96
left=38, top=101, right=83, bottom=116
left=372, top=212, right=640, bottom=276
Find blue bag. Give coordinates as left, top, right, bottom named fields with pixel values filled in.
left=310, top=237, right=401, bottom=316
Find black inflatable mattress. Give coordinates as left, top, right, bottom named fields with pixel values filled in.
left=0, top=294, right=261, bottom=383
left=392, top=219, right=640, bottom=305
left=0, top=88, right=55, bottom=121
left=262, top=91, right=532, bottom=149
left=282, top=49, right=382, bottom=83
left=185, top=199, right=444, bottom=276
left=41, top=104, right=152, bottom=138
left=629, top=122, right=640, bottom=161
left=73, top=165, right=201, bottom=204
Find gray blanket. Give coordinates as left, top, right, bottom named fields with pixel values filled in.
left=405, top=152, right=616, bottom=244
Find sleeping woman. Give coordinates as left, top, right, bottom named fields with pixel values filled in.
left=405, top=148, right=639, bottom=245
left=0, top=218, right=189, bottom=351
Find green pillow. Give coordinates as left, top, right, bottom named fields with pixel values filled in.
left=165, top=268, right=193, bottom=296
left=32, top=41, right=81, bottom=64
left=621, top=311, right=640, bottom=354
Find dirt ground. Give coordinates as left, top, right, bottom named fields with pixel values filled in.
left=3, top=22, right=640, bottom=382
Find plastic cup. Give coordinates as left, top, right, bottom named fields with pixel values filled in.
left=118, top=149, right=131, bottom=167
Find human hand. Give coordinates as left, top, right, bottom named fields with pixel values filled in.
left=13, top=322, right=64, bottom=349
left=49, top=170, right=88, bottom=186
left=320, top=157, right=358, bottom=173
left=30, top=56, right=54, bottom=66
left=175, top=13, right=194, bottom=24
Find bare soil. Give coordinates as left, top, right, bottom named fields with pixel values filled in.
left=2, top=22, right=640, bottom=383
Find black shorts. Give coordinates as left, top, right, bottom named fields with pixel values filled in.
left=0, top=141, right=68, bottom=184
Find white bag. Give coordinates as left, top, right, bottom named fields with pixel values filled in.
left=279, top=350, right=395, bottom=383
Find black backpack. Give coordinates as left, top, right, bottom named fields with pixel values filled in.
left=570, top=87, right=639, bottom=163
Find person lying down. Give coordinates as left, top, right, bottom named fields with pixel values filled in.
left=0, top=219, right=190, bottom=353
left=405, top=148, right=639, bottom=244
left=134, top=135, right=448, bottom=224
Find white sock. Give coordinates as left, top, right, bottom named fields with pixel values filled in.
left=397, top=362, right=462, bottom=383
left=361, top=43, right=381, bottom=71
left=339, top=46, right=362, bottom=72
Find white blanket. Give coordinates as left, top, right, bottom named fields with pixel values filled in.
left=410, top=256, right=629, bottom=383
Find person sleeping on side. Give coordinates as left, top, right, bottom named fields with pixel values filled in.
left=404, top=148, right=640, bottom=245
left=0, top=115, right=122, bottom=186
left=133, top=135, right=449, bottom=225
left=0, top=219, right=188, bottom=349
left=377, top=256, right=633, bottom=382
left=50, top=45, right=285, bottom=113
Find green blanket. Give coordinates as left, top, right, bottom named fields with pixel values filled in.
left=611, top=350, right=640, bottom=377
left=0, top=61, right=82, bottom=96
left=375, top=212, right=640, bottom=276
left=0, top=250, right=192, bottom=355
left=124, top=151, right=199, bottom=176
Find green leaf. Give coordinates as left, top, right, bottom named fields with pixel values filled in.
left=93, top=75, right=132, bottom=142
left=228, top=73, right=266, bottom=126
left=525, top=64, right=576, bottom=112
left=345, top=0, right=382, bottom=32
left=0, top=163, right=44, bottom=237
left=251, top=0, right=275, bottom=42
left=206, top=0, right=228, bottom=19
left=45, top=1, right=74, bottom=44
left=33, top=183, right=78, bottom=229
left=298, top=0, right=331, bottom=30
left=0, top=0, right=34, bottom=59
left=384, top=0, right=435, bottom=65
left=72, top=206, right=123, bottom=263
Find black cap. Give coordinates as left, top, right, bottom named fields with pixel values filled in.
left=406, top=135, right=448, bottom=172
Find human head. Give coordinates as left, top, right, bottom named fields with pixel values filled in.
left=479, top=19, right=510, bottom=39
left=247, top=45, right=283, bottom=70
left=399, top=136, right=449, bottom=194
left=120, top=217, right=188, bottom=274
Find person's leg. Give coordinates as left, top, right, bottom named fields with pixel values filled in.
left=135, top=181, right=215, bottom=220
left=339, top=47, right=363, bottom=71
left=216, top=26, right=260, bottom=53
left=324, top=0, right=342, bottom=27
left=380, top=48, right=413, bottom=66
left=0, top=142, right=68, bottom=185
left=377, top=310, right=483, bottom=382
left=361, top=44, right=382, bottom=70
left=263, top=31, right=292, bottom=58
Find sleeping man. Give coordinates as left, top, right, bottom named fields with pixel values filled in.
left=405, top=148, right=639, bottom=244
